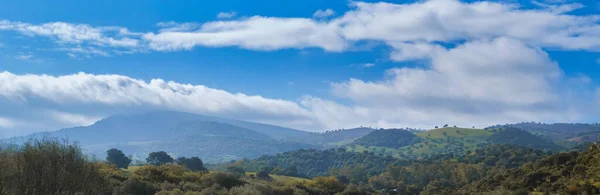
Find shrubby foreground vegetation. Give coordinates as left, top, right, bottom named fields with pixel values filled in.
left=3, top=136, right=600, bottom=194
left=0, top=139, right=373, bottom=195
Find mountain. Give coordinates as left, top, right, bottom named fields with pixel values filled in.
left=6, top=111, right=318, bottom=163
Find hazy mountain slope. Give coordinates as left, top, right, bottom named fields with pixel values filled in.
left=93, top=121, right=314, bottom=163
left=6, top=111, right=317, bottom=163
left=17, top=111, right=313, bottom=143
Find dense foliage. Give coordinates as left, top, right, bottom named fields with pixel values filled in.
left=0, top=139, right=381, bottom=195
left=4, top=137, right=600, bottom=195
left=463, top=144, right=600, bottom=194
left=231, top=148, right=407, bottom=180
left=486, top=127, right=562, bottom=150
left=0, top=139, right=110, bottom=194
left=352, top=129, right=420, bottom=148
left=106, top=148, right=132, bottom=169
left=147, top=151, right=175, bottom=166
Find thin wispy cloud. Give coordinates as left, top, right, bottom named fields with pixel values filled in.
left=217, top=11, right=237, bottom=19
left=14, top=53, right=33, bottom=60
left=313, top=9, right=335, bottom=18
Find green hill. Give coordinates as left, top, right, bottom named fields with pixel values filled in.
left=352, top=129, right=420, bottom=148
left=347, top=127, right=561, bottom=160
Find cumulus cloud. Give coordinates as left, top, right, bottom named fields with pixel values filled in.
left=318, top=38, right=569, bottom=129
left=217, top=12, right=238, bottom=19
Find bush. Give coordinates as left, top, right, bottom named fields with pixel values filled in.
left=0, top=139, right=110, bottom=194
left=200, top=172, right=246, bottom=189
left=115, top=178, right=158, bottom=195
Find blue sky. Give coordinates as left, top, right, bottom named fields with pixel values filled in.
left=1, top=0, right=600, bottom=137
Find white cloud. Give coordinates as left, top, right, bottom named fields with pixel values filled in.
left=0, top=20, right=139, bottom=47
left=320, top=38, right=569, bottom=129
left=388, top=42, right=445, bottom=61
left=336, top=0, right=600, bottom=51
left=3, top=0, right=600, bottom=56
left=0, top=20, right=141, bottom=57
left=313, top=9, right=336, bottom=18
left=0, top=0, right=599, bottom=133
left=57, top=46, right=110, bottom=58
left=0, top=117, right=17, bottom=128
left=362, top=63, right=375, bottom=67
left=217, top=12, right=238, bottom=19
left=0, top=71, right=318, bottom=136
left=143, top=17, right=346, bottom=51
left=14, top=54, right=33, bottom=60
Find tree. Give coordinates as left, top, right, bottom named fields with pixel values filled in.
left=226, top=166, right=245, bottom=176
left=176, top=157, right=207, bottom=172
left=443, top=124, right=449, bottom=128
left=256, top=170, right=270, bottom=179
left=146, top=151, right=174, bottom=166
left=106, top=148, right=132, bottom=169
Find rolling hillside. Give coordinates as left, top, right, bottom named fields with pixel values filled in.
left=347, top=127, right=562, bottom=159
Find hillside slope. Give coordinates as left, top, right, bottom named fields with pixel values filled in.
left=6, top=111, right=317, bottom=163
left=348, top=127, right=562, bottom=160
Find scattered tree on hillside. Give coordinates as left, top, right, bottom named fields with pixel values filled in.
left=146, top=151, right=174, bottom=166
left=176, top=157, right=207, bottom=172
left=256, top=170, right=270, bottom=179
left=106, top=148, right=132, bottom=169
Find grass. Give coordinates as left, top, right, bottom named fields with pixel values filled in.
left=245, top=172, right=310, bottom=183
left=416, top=127, right=493, bottom=138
